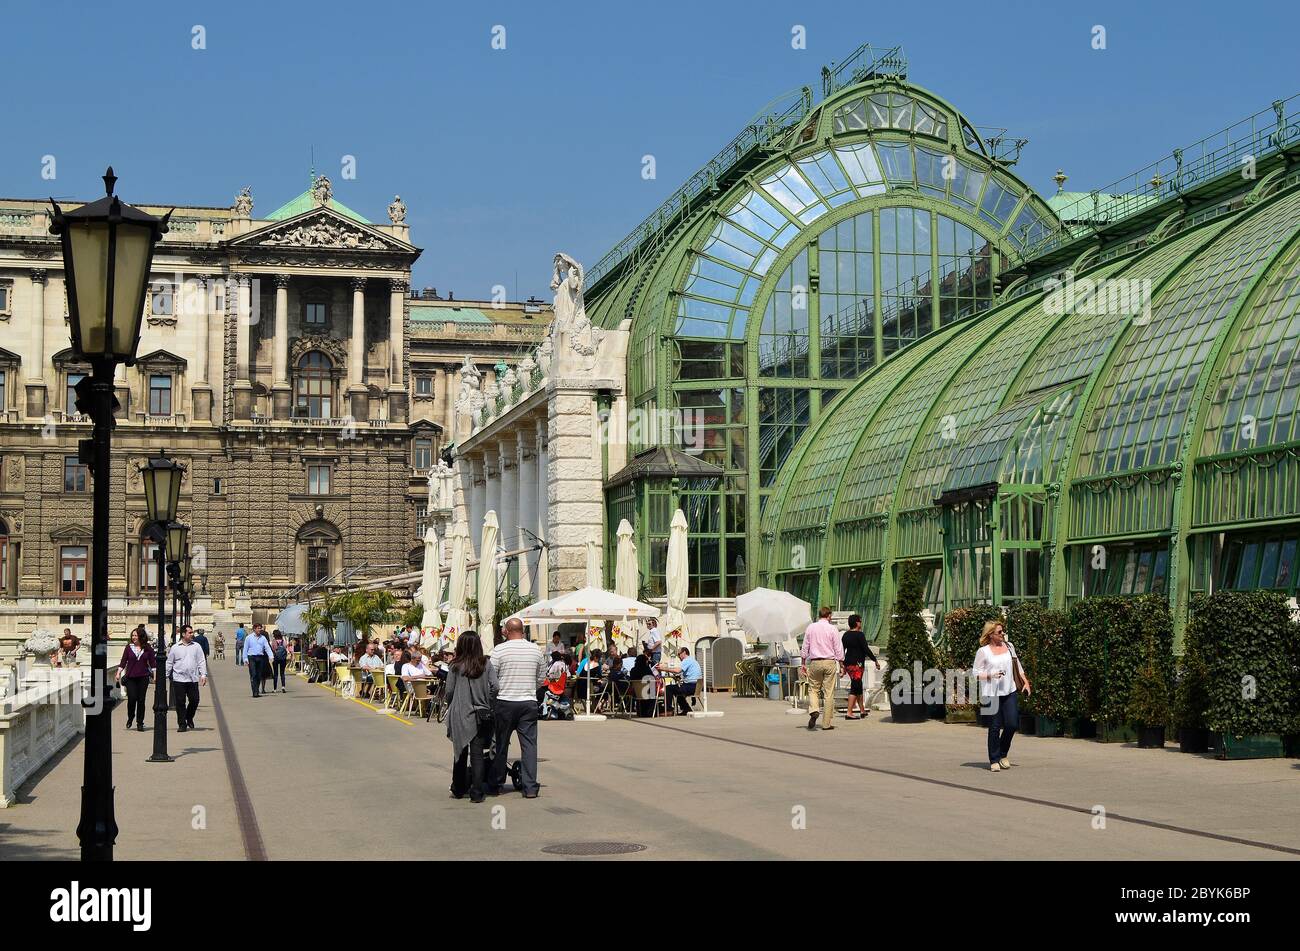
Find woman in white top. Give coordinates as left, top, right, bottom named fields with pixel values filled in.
left=972, top=619, right=1031, bottom=772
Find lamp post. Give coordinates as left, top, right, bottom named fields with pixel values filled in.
left=167, top=523, right=188, bottom=648
left=141, top=453, right=185, bottom=765
left=51, top=168, right=171, bottom=862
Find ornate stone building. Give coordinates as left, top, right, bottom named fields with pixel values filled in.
left=0, top=177, right=550, bottom=651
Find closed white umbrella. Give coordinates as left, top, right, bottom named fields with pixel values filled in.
left=445, top=521, right=471, bottom=635
left=420, top=525, right=443, bottom=630
left=614, top=519, right=638, bottom=599
left=664, top=509, right=689, bottom=655
left=477, top=511, right=499, bottom=647
left=586, top=538, right=602, bottom=589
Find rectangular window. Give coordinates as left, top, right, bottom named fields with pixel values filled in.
left=305, top=302, right=327, bottom=326
left=150, top=284, right=174, bottom=316
left=60, top=545, right=88, bottom=599
left=412, top=437, right=432, bottom=471
left=213, top=477, right=224, bottom=495
left=0, top=284, right=9, bottom=314
left=64, top=455, right=89, bottom=492
left=0, top=369, right=6, bottom=411
left=140, top=541, right=160, bottom=592
left=149, top=374, right=172, bottom=415
left=59, top=614, right=86, bottom=625
left=415, top=375, right=433, bottom=396
left=66, top=372, right=85, bottom=416
left=416, top=504, right=429, bottom=539
left=308, top=464, right=331, bottom=495
left=307, top=546, right=329, bottom=585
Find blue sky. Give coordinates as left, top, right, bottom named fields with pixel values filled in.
left=4, top=0, right=1296, bottom=299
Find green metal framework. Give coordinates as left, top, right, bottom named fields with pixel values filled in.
left=589, top=48, right=1058, bottom=596
left=759, top=147, right=1300, bottom=645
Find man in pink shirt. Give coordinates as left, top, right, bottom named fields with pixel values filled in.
left=800, top=606, right=844, bottom=731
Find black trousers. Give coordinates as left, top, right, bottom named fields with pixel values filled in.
left=247, top=655, right=266, bottom=695
left=172, top=680, right=200, bottom=727
left=122, top=675, right=150, bottom=724
left=451, top=716, right=494, bottom=799
left=666, top=681, right=698, bottom=714
left=271, top=658, right=287, bottom=689
left=491, top=699, right=539, bottom=795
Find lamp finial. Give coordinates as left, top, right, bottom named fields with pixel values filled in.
left=103, top=167, right=117, bottom=197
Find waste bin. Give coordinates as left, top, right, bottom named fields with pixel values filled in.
left=766, top=670, right=782, bottom=701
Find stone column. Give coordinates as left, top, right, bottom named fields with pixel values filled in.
left=517, top=428, right=538, bottom=598
left=536, top=416, right=550, bottom=600
left=547, top=382, right=602, bottom=595
left=271, top=273, right=291, bottom=419
left=388, top=279, right=408, bottom=423
left=348, top=276, right=368, bottom=421
left=498, top=434, right=519, bottom=588
left=25, top=268, right=47, bottom=418
left=484, top=450, right=501, bottom=533
left=469, top=454, right=487, bottom=559
left=442, top=364, right=456, bottom=436
left=191, top=276, right=213, bottom=422
left=233, top=275, right=253, bottom=419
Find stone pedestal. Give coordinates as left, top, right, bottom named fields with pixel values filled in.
left=233, top=382, right=254, bottom=420
left=349, top=388, right=369, bottom=422
left=546, top=378, right=608, bottom=595
left=272, top=385, right=292, bottom=420
left=192, top=385, right=213, bottom=423
left=388, top=390, right=408, bottom=424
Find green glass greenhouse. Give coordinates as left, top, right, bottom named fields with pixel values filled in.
left=592, top=43, right=1300, bottom=644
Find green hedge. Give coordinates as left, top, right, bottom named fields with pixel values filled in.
left=1068, top=595, right=1172, bottom=725
left=942, top=604, right=1003, bottom=671
left=1006, top=602, right=1067, bottom=717
left=1189, top=591, right=1295, bottom=736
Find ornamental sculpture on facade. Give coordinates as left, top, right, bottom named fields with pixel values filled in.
left=387, top=195, right=407, bottom=224
left=550, top=251, right=602, bottom=372
left=233, top=186, right=254, bottom=216
left=261, top=218, right=388, bottom=250
left=427, top=458, right=456, bottom=512
left=311, top=174, right=333, bottom=206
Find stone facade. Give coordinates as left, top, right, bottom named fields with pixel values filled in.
left=0, top=182, right=550, bottom=655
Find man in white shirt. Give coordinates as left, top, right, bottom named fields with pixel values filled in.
left=357, top=642, right=385, bottom=686
left=167, top=627, right=208, bottom=732
left=490, top=618, right=547, bottom=798
left=642, top=617, right=663, bottom=665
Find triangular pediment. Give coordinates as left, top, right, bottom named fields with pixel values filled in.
left=230, top=206, right=416, bottom=254
left=136, top=348, right=188, bottom=370
left=51, top=524, right=93, bottom=542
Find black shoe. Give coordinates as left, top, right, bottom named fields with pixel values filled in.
left=807, top=711, right=820, bottom=731
left=125, top=718, right=134, bottom=729
left=178, top=724, right=188, bottom=733
left=137, top=723, right=145, bottom=732
left=523, top=791, right=539, bottom=799
left=469, top=795, right=485, bottom=804
left=187, top=719, right=195, bottom=729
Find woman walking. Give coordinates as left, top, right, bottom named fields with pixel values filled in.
left=270, top=629, right=291, bottom=693
left=973, top=619, right=1031, bottom=771
left=445, top=631, right=498, bottom=803
left=115, top=628, right=155, bottom=731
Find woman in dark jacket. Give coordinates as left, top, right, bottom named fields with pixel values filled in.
left=444, top=632, right=498, bottom=803
left=630, top=650, right=657, bottom=718
left=115, top=628, right=156, bottom=731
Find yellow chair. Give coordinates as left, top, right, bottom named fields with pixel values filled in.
left=368, top=671, right=388, bottom=706
left=401, top=679, right=432, bottom=718
left=335, top=665, right=355, bottom=697
left=384, top=674, right=404, bottom=712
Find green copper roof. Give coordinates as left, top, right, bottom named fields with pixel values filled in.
left=410, top=305, right=492, bottom=324
left=265, top=190, right=370, bottom=224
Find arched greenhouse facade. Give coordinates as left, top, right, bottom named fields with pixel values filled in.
left=589, top=50, right=1059, bottom=598
left=758, top=156, right=1300, bottom=646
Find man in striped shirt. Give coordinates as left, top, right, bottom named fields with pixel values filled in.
left=489, top=617, right=547, bottom=797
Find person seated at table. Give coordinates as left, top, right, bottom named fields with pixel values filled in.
left=547, top=631, right=567, bottom=661
left=385, top=649, right=411, bottom=701
left=537, top=651, right=567, bottom=704
left=621, top=652, right=638, bottom=676
left=328, top=645, right=348, bottom=665
left=357, top=641, right=385, bottom=692
left=574, top=649, right=603, bottom=699
left=433, top=650, right=452, bottom=683
left=630, top=649, right=657, bottom=718
left=403, top=648, right=432, bottom=681
left=658, top=647, right=702, bottom=716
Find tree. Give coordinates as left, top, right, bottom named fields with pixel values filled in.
left=885, top=561, right=938, bottom=708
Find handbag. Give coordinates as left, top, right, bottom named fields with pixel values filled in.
left=1008, top=641, right=1028, bottom=693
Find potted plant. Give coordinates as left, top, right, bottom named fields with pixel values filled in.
left=1006, top=602, right=1059, bottom=735
left=1127, top=629, right=1171, bottom=748
left=885, top=561, right=937, bottom=724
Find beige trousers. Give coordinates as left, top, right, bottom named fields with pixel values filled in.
left=806, top=659, right=840, bottom=723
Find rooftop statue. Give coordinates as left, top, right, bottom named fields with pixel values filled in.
left=388, top=194, right=407, bottom=224
left=311, top=174, right=333, bottom=206
left=233, top=186, right=254, bottom=216
left=550, top=252, right=601, bottom=372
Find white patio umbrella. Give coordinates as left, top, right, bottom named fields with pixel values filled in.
left=444, top=521, right=471, bottom=635
left=419, top=525, right=443, bottom=630
left=614, top=519, right=638, bottom=599
left=663, top=509, right=689, bottom=653
left=734, top=586, right=812, bottom=646
left=477, top=511, right=500, bottom=648
left=586, top=538, right=602, bottom=589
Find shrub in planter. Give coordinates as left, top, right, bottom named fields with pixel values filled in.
left=1071, top=595, right=1172, bottom=738
left=1193, top=591, right=1294, bottom=755
left=1030, top=604, right=1074, bottom=736
left=1127, top=628, right=1172, bottom=748
left=942, top=604, right=1002, bottom=719
left=885, top=561, right=938, bottom=723
left=1006, top=601, right=1063, bottom=724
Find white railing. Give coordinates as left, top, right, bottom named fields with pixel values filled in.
left=0, top=666, right=87, bottom=807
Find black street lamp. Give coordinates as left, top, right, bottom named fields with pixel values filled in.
left=51, top=169, right=170, bottom=862
left=166, top=523, right=189, bottom=649
left=141, top=454, right=185, bottom=765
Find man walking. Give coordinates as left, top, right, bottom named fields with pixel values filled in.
left=243, top=623, right=273, bottom=698
left=234, top=622, right=247, bottom=666
left=489, top=617, right=546, bottom=798
left=800, top=606, right=844, bottom=731
left=167, top=626, right=207, bottom=732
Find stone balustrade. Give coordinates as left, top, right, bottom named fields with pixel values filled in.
left=0, top=666, right=87, bottom=806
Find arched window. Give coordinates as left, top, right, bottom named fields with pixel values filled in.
left=294, top=352, right=334, bottom=419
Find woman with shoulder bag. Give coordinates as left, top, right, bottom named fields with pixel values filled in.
left=972, top=619, right=1031, bottom=772
left=445, top=631, right=498, bottom=803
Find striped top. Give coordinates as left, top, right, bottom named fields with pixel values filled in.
left=490, top=638, right=547, bottom=702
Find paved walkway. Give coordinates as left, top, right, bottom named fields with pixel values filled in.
left=3, top=661, right=1298, bottom=860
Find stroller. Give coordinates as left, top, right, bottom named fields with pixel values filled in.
left=539, top=690, right=574, bottom=721
left=451, top=714, right=523, bottom=798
